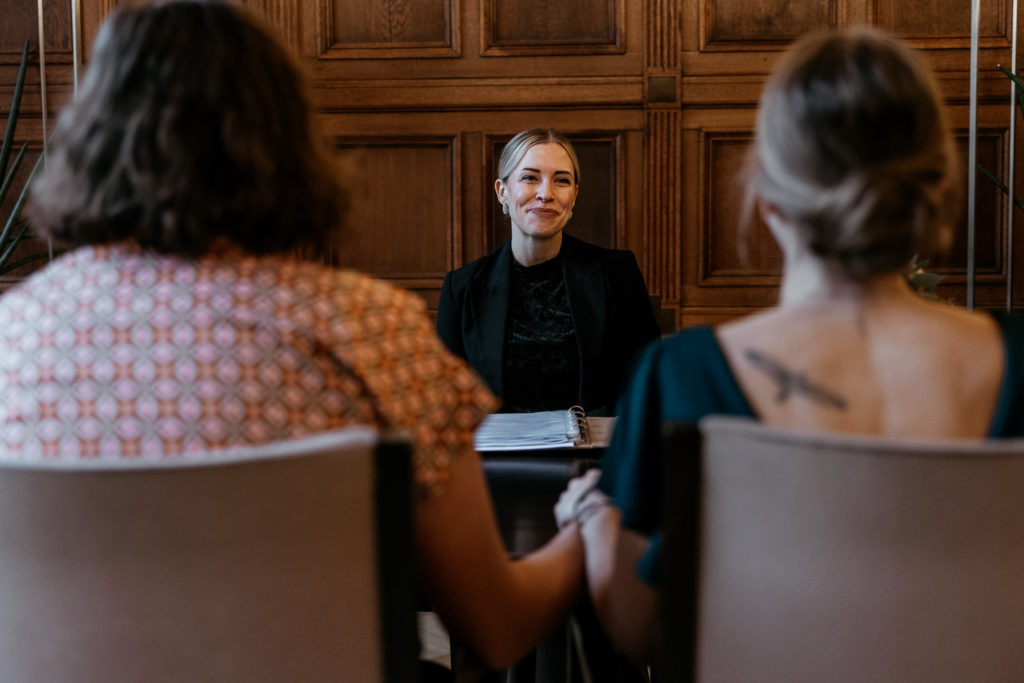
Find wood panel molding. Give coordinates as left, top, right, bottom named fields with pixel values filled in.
left=313, top=0, right=458, bottom=59
left=245, top=0, right=302, bottom=51
left=480, top=0, right=624, bottom=56
left=4, top=0, right=72, bottom=55
left=312, top=75, right=643, bottom=111
left=697, top=130, right=779, bottom=288
left=645, top=0, right=681, bottom=108
left=329, top=135, right=460, bottom=284
left=643, top=0, right=682, bottom=319
left=644, top=110, right=683, bottom=304
left=868, top=0, right=1009, bottom=46
left=699, top=0, right=839, bottom=51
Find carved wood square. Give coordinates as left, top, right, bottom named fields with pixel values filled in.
left=480, top=0, right=623, bottom=56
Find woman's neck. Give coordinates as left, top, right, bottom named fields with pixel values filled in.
left=777, top=253, right=914, bottom=310
left=511, top=232, right=562, bottom=267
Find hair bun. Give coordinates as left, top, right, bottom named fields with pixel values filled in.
left=804, top=162, right=943, bottom=279
left=748, top=26, right=958, bottom=282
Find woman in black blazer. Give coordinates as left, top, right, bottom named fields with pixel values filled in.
left=436, top=128, right=660, bottom=415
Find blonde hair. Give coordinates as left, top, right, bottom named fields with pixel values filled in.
left=497, top=129, right=581, bottom=185
left=746, top=26, right=958, bottom=281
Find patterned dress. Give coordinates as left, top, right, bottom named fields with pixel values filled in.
left=0, top=242, right=498, bottom=496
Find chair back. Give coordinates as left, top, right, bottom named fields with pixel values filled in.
left=661, top=416, right=1024, bottom=683
left=0, top=428, right=418, bottom=683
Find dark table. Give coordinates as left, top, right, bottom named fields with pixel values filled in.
left=472, top=449, right=603, bottom=683
left=482, top=450, right=602, bottom=556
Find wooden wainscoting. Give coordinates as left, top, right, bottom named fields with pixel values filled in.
left=4, top=0, right=1024, bottom=325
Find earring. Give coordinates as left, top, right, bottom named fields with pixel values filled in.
left=502, top=203, right=509, bottom=215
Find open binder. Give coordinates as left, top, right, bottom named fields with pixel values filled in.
left=473, top=406, right=616, bottom=452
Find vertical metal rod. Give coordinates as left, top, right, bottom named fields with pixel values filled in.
left=36, top=0, right=47, bottom=158
left=71, top=0, right=81, bottom=94
left=1009, top=0, right=1020, bottom=311
left=38, top=0, right=51, bottom=261
left=968, top=0, right=982, bottom=309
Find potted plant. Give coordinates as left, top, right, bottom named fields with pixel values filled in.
left=0, top=40, right=52, bottom=286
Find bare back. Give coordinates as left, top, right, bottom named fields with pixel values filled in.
left=716, top=294, right=1005, bottom=439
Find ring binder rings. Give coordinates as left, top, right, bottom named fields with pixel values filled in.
left=567, top=405, right=589, bottom=445
left=474, top=406, right=616, bottom=452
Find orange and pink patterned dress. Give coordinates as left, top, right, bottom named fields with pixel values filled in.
left=0, top=242, right=498, bottom=496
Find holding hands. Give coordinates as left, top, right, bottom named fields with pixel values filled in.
left=554, top=468, right=613, bottom=530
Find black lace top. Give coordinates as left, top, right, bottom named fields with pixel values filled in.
left=501, top=254, right=580, bottom=412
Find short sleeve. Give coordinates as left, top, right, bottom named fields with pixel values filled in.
left=325, top=276, right=499, bottom=497
left=597, top=327, right=756, bottom=584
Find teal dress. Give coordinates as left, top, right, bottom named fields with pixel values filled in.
left=598, top=312, right=1024, bottom=583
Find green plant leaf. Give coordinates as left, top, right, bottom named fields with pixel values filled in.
left=0, top=41, right=29, bottom=181
left=0, top=219, right=32, bottom=270
left=0, top=249, right=54, bottom=276
left=0, top=151, right=43, bottom=268
left=977, top=163, right=1024, bottom=213
left=0, top=141, right=27, bottom=209
left=0, top=246, right=52, bottom=277
left=998, top=65, right=1024, bottom=115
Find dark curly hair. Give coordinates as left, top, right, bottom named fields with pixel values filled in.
left=28, top=0, right=347, bottom=257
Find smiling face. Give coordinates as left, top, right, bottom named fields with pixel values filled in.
left=495, top=142, right=579, bottom=255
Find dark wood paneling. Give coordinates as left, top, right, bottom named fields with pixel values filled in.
left=685, top=117, right=1018, bottom=317
left=245, top=0, right=302, bottom=50
left=872, top=0, right=1005, bottom=41
left=943, top=132, right=1003, bottom=278
left=700, top=132, right=780, bottom=285
left=322, top=0, right=458, bottom=58
left=702, top=0, right=837, bottom=49
left=331, top=138, right=458, bottom=280
left=3, top=0, right=71, bottom=54
left=482, top=0, right=623, bottom=55
left=644, top=110, right=682, bottom=304
left=333, top=0, right=450, bottom=44
left=5, top=0, right=1018, bottom=322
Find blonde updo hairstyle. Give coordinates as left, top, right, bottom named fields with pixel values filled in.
left=748, top=26, right=959, bottom=281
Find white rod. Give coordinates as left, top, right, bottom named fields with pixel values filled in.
left=38, top=0, right=52, bottom=261
left=36, top=0, right=47, bottom=158
left=1009, top=0, right=1019, bottom=311
left=71, top=0, right=81, bottom=95
left=968, top=0, right=981, bottom=309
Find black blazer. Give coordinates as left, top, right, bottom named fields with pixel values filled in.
left=436, top=234, right=660, bottom=415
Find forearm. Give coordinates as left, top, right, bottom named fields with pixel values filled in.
left=499, top=524, right=586, bottom=657
left=579, top=507, right=658, bottom=667
left=416, top=452, right=585, bottom=669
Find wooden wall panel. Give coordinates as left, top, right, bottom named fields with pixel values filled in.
left=323, top=0, right=458, bottom=57
left=702, top=0, right=837, bottom=49
left=644, top=0, right=682, bottom=318
left=872, top=0, right=1005, bottom=41
left=4, top=0, right=1022, bottom=320
left=4, top=0, right=71, bottom=53
left=645, top=110, right=682, bottom=305
left=699, top=132, right=779, bottom=284
left=684, top=118, right=1015, bottom=319
left=482, top=0, right=622, bottom=54
left=331, top=138, right=457, bottom=280
left=245, top=0, right=302, bottom=49
left=943, top=133, right=1004, bottom=280
left=332, top=0, right=451, bottom=44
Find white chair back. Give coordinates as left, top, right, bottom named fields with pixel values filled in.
left=661, top=416, right=1024, bottom=683
left=0, top=427, right=417, bottom=683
